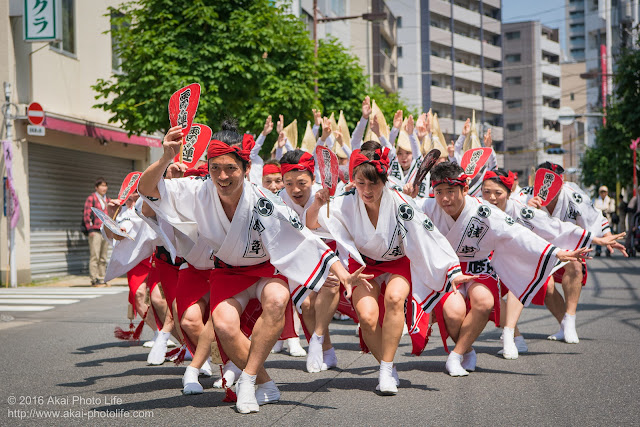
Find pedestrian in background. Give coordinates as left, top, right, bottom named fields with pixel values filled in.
left=83, top=177, right=110, bottom=285
left=594, top=185, right=615, bottom=257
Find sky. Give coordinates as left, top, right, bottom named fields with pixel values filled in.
left=502, top=0, right=567, bottom=51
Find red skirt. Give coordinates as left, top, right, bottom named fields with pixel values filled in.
left=176, top=265, right=211, bottom=355
left=347, top=255, right=431, bottom=356
left=432, top=260, right=501, bottom=353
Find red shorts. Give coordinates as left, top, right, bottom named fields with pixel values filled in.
left=126, top=257, right=152, bottom=318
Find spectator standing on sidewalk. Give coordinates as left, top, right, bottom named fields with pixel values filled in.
left=594, top=185, right=616, bottom=257
left=83, top=177, right=110, bottom=285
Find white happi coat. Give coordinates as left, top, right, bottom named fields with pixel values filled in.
left=317, top=187, right=462, bottom=313
left=502, top=199, right=594, bottom=250
left=419, top=195, right=560, bottom=306
left=278, top=183, right=333, bottom=241
left=513, top=182, right=610, bottom=237
left=140, top=178, right=337, bottom=309
left=103, top=205, right=160, bottom=282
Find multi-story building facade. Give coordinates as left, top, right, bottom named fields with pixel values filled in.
left=565, top=0, right=639, bottom=146
left=502, top=21, right=562, bottom=184
left=388, top=0, right=504, bottom=149
left=1, top=1, right=160, bottom=283
left=561, top=61, right=588, bottom=183
left=288, top=0, right=398, bottom=93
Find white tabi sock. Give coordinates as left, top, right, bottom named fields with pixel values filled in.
left=563, top=313, right=579, bottom=344
left=514, top=335, right=529, bottom=353
left=182, top=366, right=203, bottom=395
left=235, top=371, right=259, bottom=414
left=146, top=331, right=170, bottom=365
left=502, top=327, right=519, bottom=360
left=271, top=340, right=284, bottom=354
left=306, top=333, right=324, bottom=373
left=143, top=331, right=158, bottom=348
left=378, top=360, right=398, bottom=395
left=199, top=358, right=213, bottom=377
left=376, top=365, right=400, bottom=391
left=286, top=337, right=307, bottom=357
left=255, top=380, right=280, bottom=405
left=462, top=348, right=478, bottom=370
left=547, top=318, right=565, bottom=341
left=214, top=360, right=242, bottom=388
left=446, top=351, right=469, bottom=377
left=321, top=347, right=338, bottom=371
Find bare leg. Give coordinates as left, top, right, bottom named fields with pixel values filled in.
left=380, top=275, right=410, bottom=363
left=313, top=285, right=340, bottom=350
left=190, top=316, right=213, bottom=370
left=452, top=282, right=493, bottom=355
left=134, top=284, right=156, bottom=330
left=150, top=285, right=168, bottom=328
left=544, top=278, right=565, bottom=323
left=561, top=261, right=583, bottom=315
left=180, top=299, right=207, bottom=354
left=504, top=291, right=524, bottom=333
left=352, top=282, right=383, bottom=362
left=442, top=292, right=467, bottom=343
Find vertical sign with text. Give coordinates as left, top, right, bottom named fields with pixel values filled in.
left=24, top=0, right=62, bottom=42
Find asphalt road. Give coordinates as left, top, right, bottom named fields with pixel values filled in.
left=1, top=255, right=639, bottom=426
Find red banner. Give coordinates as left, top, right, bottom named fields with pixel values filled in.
left=168, top=83, right=201, bottom=137
left=600, top=44, right=607, bottom=126
left=117, top=171, right=142, bottom=206
left=173, top=124, right=212, bottom=168
left=315, top=146, right=339, bottom=196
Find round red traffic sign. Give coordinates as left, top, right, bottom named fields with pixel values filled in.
left=27, top=102, right=45, bottom=126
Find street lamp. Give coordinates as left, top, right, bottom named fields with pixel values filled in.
left=312, top=0, right=387, bottom=93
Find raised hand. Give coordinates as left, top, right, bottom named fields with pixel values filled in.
left=528, top=196, right=543, bottom=209
left=334, top=129, right=344, bottom=146
left=262, top=115, right=273, bottom=136
left=166, top=162, right=188, bottom=178
left=321, top=117, right=332, bottom=141
left=406, top=114, right=415, bottom=135
left=393, top=109, right=403, bottom=129
left=362, top=96, right=372, bottom=119
left=447, top=142, right=455, bottom=158
left=371, top=115, right=381, bottom=137
left=277, top=114, right=284, bottom=134
left=484, top=128, right=492, bottom=148
left=312, top=109, right=323, bottom=127
left=162, top=125, right=183, bottom=161
left=416, top=113, right=428, bottom=140
left=277, top=131, right=286, bottom=148
left=462, top=118, right=471, bottom=137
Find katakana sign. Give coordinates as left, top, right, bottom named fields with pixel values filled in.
left=24, top=0, right=62, bottom=42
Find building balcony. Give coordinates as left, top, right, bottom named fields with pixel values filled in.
left=437, top=117, right=503, bottom=141
left=542, top=83, right=562, bottom=99
left=541, top=37, right=561, bottom=56
left=380, top=3, right=397, bottom=44
left=455, top=90, right=503, bottom=115
left=377, top=53, right=397, bottom=93
left=542, top=128, right=562, bottom=145
left=540, top=62, right=561, bottom=78
left=542, top=106, right=560, bottom=121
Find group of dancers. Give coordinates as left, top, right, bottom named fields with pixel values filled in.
left=100, top=95, right=626, bottom=414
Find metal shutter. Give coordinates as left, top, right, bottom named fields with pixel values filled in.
left=28, top=143, right=134, bottom=280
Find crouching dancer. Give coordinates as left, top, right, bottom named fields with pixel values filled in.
left=139, top=122, right=370, bottom=414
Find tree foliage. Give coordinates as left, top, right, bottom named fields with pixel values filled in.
left=582, top=39, right=640, bottom=194
left=93, top=0, right=414, bottom=156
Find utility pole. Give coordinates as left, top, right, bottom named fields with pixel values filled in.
left=3, top=82, right=17, bottom=288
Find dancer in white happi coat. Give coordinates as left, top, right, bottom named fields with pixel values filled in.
left=307, top=141, right=474, bottom=395
left=138, top=120, right=370, bottom=414
left=512, top=162, right=627, bottom=343
left=417, top=162, right=591, bottom=377
left=481, top=169, right=625, bottom=358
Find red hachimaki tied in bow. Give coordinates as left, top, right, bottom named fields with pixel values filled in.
left=349, top=147, right=390, bottom=180
left=431, top=172, right=469, bottom=188
left=280, top=152, right=315, bottom=176
left=484, top=169, right=516, bottom=190
left=206, top=134, right=255, bottom=163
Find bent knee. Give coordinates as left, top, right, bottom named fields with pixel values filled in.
left=384, top=291, right=407, bottom=309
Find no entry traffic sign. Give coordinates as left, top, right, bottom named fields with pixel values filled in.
left=27, top=102, right=45, bottom=126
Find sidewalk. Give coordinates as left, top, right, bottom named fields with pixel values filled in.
left=11, top=275, right=129, bottom=288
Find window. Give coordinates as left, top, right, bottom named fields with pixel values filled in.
left=505, top=76, right=522, bottom=85
left=50, top=0, right=75, bottom=55
left=569, top=11, right=585, bottom=18
left=331, top=0, right=346, bottom=16
left=110, top=11, right=128, bottom=72
left=398, top=77, right=403, bottom=89
left=505, top=53, right=521, bottom=63
left=380, top=37, right=392, bottom=58
left=397, top=46, right=403, bottom=58
left=397, top=16, right=402, bottom=28
left=570, top=93, right=575, bottom=101
left=507, top=123, right=523, bottom=131
left=505, top=31, right=520, bottom=40
left=507, top=99, right=523, bottom=109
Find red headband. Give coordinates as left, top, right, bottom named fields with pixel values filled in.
left=431, top=173, right=468, bottom=188
left=281, top=152, right=315, bottom=176
left=484, top=170, right=516, bottom=190
left=349, top=148, right=390, bottom=180
left=262, top=164, right=282, bottom=176
left=184, top=164, right=209, bottom=177
left=206, top=134, right=255, bottom=163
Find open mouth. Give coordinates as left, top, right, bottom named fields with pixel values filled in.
left=217, top=181, right=231, bottom=188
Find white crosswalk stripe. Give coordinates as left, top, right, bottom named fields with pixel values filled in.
left=0, top=287, right=127, bottom=312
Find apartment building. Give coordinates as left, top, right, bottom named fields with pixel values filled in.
left=1, top=0, right=160, bottom=283
left=388, top=0, right=504, bottom=149
left=502, top=21, right=562, bottom=184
